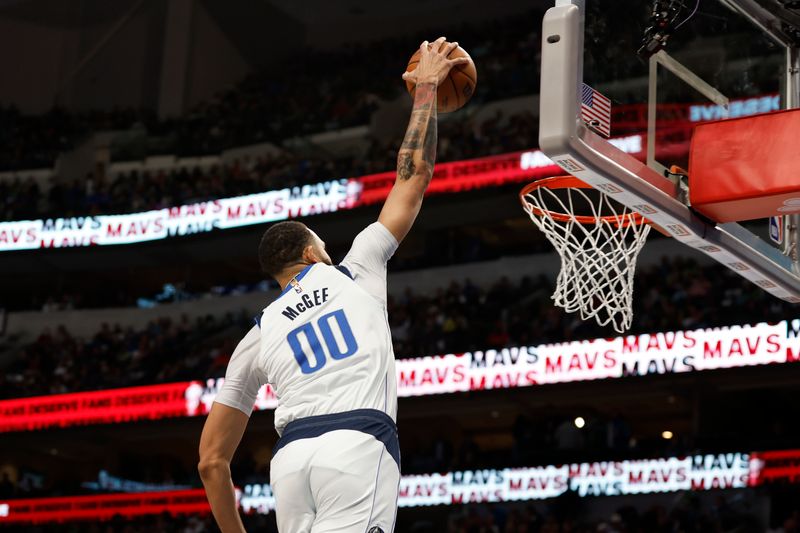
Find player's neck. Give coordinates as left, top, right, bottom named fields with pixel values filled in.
left=276, top=263, right=313, bottom=291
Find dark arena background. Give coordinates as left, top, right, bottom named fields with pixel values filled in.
left=1, top=0, right=800, bottom=531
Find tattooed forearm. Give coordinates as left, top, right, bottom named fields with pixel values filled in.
left=397, top=83, right=437, bottom=182
left=397, top=153, right=415, bottom=181
left=400, top=128, right=423, bottom=151
left=421, top=113, right=437, bottom=172
left=412, top=83, right=436, bottom=107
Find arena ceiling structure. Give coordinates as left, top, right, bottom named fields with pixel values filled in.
left=0, top=0, right=537, bottom=115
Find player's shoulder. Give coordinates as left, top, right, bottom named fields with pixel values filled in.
left=342, top=222, right=398, bottom=266
left=332, top=263, right=354, bottom=280
left=354, top=221, right=398, bottom=246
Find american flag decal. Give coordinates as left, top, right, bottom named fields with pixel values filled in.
left=581, top=83, right=611, bottom=137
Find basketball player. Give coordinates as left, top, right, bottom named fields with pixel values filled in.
left=198, top=37, right=469, bottom=533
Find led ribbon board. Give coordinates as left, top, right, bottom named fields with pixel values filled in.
left=2, top=318, right=798, bottom=433
left=2, top=448, right=799, bottom=524
left=243, top=451, right=757, bottom=513
left=0, top=138, right=648, bottom=252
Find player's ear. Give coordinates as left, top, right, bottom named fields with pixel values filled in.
left=301, top=244, right=318, bottom=264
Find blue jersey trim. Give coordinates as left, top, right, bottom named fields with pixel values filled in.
left=273, top=408, right=400, bottom=469
left=253, top=314, right=261, bottom=328
left=276, top=263, right=316, bottom=299
left=335, top=264, right=353, bottom=280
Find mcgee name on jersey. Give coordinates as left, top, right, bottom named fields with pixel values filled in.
left=281, top=287, right=330, bottom=321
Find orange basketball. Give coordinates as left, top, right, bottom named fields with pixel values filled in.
left=405, top=42, right=477, bottom=113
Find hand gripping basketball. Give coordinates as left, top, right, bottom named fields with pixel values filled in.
left=402, top=37, right=470, bottom=87
left=404, top=37, right=477, bottom=112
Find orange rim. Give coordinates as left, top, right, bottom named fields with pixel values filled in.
left=519, top=175, right=647, bottom=227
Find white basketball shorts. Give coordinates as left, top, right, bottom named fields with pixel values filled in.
left=270, top=409, right=401, bottom=533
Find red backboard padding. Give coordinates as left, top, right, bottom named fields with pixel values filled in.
left=689, top=108, right=800, bottom=222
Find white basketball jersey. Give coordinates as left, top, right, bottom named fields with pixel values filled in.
left=215, top=222, right=399, bottom=435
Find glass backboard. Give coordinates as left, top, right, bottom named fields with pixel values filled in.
left=583, top=0, right=786, bottom=172
left=536, top=0, right=800, bottom=306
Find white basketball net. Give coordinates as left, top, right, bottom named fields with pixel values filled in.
left=521, top=183, right=651, bottom=333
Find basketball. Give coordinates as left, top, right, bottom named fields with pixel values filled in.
left=405, top=42, right=477, bottom=113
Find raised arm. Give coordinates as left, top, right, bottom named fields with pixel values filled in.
left=378, top=37, right=469, bottom=243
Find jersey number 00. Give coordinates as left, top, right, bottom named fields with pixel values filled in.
left=286, top=309, right=359, bottom=374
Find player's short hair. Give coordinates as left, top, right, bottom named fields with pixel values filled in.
left=259, top=221, right=313, bottom=277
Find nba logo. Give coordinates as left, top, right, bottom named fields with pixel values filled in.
left=769, top=216, right=783, bottom=245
